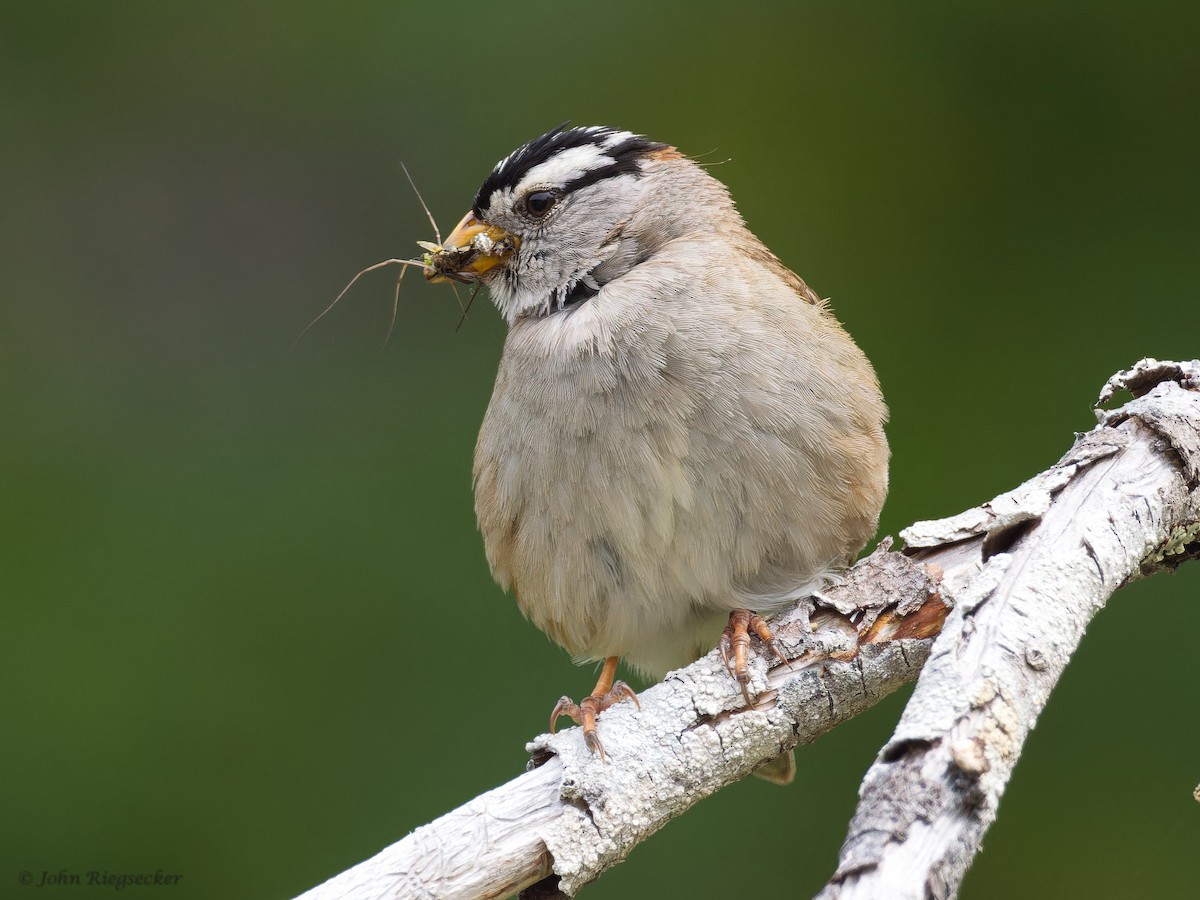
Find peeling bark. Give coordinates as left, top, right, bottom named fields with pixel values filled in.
left=819, top=358, right=1200, bottom=900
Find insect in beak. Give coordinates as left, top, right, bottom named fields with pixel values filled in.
left=299, top=165, right=510, bottom=346
left=420, top=213, right=519, bottom=284
left=416, top=241, right=476, bottom=284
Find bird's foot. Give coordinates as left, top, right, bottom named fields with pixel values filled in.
left=549, top=656, right=639, bottom=762
left=719, top=608, right=790, bottom=706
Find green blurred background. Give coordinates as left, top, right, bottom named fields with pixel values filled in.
left=2, top=1, right=1197, bottom=897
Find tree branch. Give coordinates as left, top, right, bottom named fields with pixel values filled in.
left=293, top=359, right=1200, bottom=900
left=818, top=357, right=1200, bottom=899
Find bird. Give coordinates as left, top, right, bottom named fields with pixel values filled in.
left=423, top=125, right=889, bottom=770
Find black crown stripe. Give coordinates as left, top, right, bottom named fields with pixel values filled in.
left=472, top=125, right=666, bottom=216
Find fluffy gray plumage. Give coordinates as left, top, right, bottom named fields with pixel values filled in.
left=457, top=126, right=889, bottom=679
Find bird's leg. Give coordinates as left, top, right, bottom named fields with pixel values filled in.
left=549, top=656, right=639, bottom=762
left=719, top=609, right=790, bottom=706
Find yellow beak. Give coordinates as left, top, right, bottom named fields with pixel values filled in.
left=422, top=212, right=519, bottom=283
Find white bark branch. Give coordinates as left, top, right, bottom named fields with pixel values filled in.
left=818, top=357, right=1200, bottom=900
left=293, top=359, right=1200, bottom=900
left=296, top=549, right=948, bottom=900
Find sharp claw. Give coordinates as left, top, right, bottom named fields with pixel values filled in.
left=737, top=674, right=754, bottom=707
left=718, top=638, right=735, bottom=678
left=748, top=613, right=793, bottom=670
left=767, top=639, right=792, bottom=669
left=550, top=696, right=577, bottom=733
left=722, top=609, right=795, bottom=706
left=611, top=681, right=640, bottom=710
left=584, top=729, right=607, bottom=764
left=547, top=658, right=636, bottom=762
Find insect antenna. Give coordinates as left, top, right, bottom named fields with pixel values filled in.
left=381, top=263, right=410, bottom=349
left=455, top=282, right=483, bottom=333
left=294, top=258, right=424, bottom=347
left=401, top=161, right=442, bottom=246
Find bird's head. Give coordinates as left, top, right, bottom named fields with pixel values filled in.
left=424, top=125, right=733, bottom=323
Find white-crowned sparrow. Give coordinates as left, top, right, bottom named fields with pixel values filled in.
left=424, top=125, right=889, bottom=765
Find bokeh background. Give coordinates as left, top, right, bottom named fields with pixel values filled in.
left=3, top=1, right=1197, bottom=897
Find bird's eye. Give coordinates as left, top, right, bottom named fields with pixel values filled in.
left=523, top=190, right=558, bottom=218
